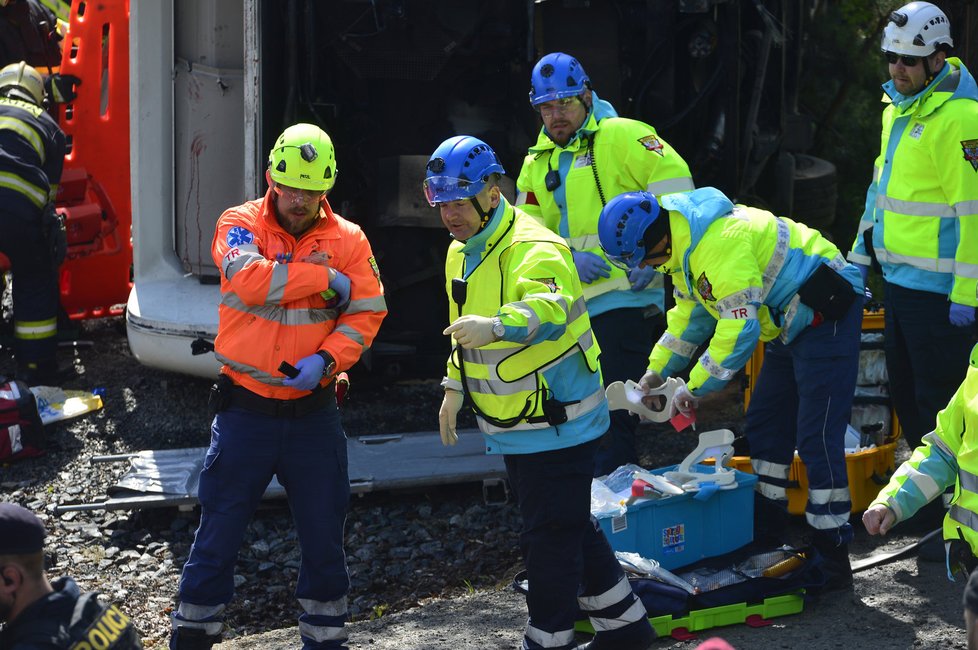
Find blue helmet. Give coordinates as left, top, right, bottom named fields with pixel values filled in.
left=598, top=191, right=664, bottom=270
left=423, top=136, right=505, bottom=206
left=528, top=52, right=590, bottom=106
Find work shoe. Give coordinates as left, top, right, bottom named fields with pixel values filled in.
left=170, top=627, right=222, bottom=650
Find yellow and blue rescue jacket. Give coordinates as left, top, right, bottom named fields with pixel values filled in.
left=515, top=94, right=693, bottom=317
left=849, top=58, right=978, bottom=306
left=649, top=188, right=862, bottom=395
left=870, top=344, right=978, bottom=561
left=443, top=198, right=608, bottom=455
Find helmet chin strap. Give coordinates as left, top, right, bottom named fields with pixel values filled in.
left=470, top=195, right=494, bottom=233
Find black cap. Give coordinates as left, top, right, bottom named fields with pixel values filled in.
left=0, top=503, right=46, bottom=555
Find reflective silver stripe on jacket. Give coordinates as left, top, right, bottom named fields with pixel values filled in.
left=214, top=352, right=287, bottom=386
left=877, top=194, right=956, bottom=218
left=221, top=292, right=338, bottom=325
left=949, top=504, right=978, bottom=536
left=716, top=287, right=761, bottom=319
left=959, top=467, right=978, bottom=494
left=698, top=351, right=736, bottom=381
left=478, top=385, right=605, bottom=434
left=266, top=263, right=290, bottom=302
left=223, top=244, right=263, bottom=279
left=874, top=248, right=955, bottom=274
left=647, top=176, right=695, bottom=196
left=759, top=216, right=791, bottom=302
left=658, top=332, right=698, bottom=358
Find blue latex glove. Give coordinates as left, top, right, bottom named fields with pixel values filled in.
left=572, top=251, right=611, bottom=284
left=282, top=353, right=326, bottom=391
left=326, top=268, right=351, bottom=307
left=628, top=265, right=656, bottom=291
left=949, top=302, right=976, bottom=328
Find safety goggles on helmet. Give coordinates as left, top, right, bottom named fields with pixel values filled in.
left=423, top=176, right=478, bottom=207
left=884, top=52, right=921, bottom=66
left=423, top=135, right=506, bottom=206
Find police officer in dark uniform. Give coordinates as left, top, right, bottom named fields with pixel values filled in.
left=0, top=60, right=66, bottom=385
left=0, top=502, right=143, bottom=648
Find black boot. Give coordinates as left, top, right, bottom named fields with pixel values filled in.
left=812, top=530, right=853, bottom=593
left=753, top=494, right=791, bottom=548
left=170, top=627, right=222, bottom=650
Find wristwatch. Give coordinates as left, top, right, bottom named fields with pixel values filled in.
left=490, top=317, right=505, bottom=341
left=316, top=350, right=337, bottom=378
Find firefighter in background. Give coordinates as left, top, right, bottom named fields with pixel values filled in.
left=0, top=502, right=143, bottom=648
left=429, top=136, right=655, bottom=650
left=598, top=188, right=864, bottom=591
left=848, top=2, right=978, bottom=529
left=863, top=344, right=978, bottom=642
left=0, top=0, right=80, bottom=104
left=515, top=52, right=694, bottom=476
left=0, top=61, right=66, bottom=385
left=170, top=124, right=387, bottom=650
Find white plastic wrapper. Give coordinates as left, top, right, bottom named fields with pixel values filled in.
left=590, top=478, right=627, bottom=517
left=857, top=348, right=888, bottom=386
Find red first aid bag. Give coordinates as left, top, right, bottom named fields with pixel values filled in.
left=0, top=378, right=45, bottom=461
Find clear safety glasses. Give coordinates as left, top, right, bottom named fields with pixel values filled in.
left=536, top=97, right=581, bottom=117
left=272, top=184, right=325, bottom=205
left=423, top=176, right=474, bottom=207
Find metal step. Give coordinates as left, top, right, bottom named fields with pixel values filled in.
left=57, top=429, right=505, bottom=512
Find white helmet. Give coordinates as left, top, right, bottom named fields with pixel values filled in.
left=881, top=2, right=953, bottom=57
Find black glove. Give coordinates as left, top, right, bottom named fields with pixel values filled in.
left=42, top=204, right=67, bottom=268
left=44, top=74, right=81, bottom=104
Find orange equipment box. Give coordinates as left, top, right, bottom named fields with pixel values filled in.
left=717, top=443, right=897, bottom=514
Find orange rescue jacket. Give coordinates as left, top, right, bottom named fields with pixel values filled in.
left=211, top=192, right=387, bottom=399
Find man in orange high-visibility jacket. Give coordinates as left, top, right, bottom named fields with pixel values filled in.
left=170, top=123, right=387, bottom=650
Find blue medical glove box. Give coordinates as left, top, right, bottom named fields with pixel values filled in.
left=595, top=464, right=758, bottom=571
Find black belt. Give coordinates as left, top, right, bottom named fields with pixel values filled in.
left=228, top=383, right=334, bottom=418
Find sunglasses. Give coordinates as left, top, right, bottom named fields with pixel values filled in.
left=884, top=52, right=921, bottom=67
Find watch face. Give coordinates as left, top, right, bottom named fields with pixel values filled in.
left=493, top=321, right=505, bottom=337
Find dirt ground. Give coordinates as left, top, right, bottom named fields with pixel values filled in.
left=216, top=523, right=967, bottom=650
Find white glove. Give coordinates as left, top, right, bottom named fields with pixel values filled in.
left=439, top=389, right=463, bottom=446
left=671, top=385, right=698, bottom=417
left=638, top=370, right=666, bottom=412
left=443, top=315, right=498, bottom=349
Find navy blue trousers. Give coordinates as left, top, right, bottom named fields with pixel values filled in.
left=883, top=283, right=974, bottom=450
left=177, top=401, right=350, bottom=648
left=745, top=297, right=862, bottom=538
